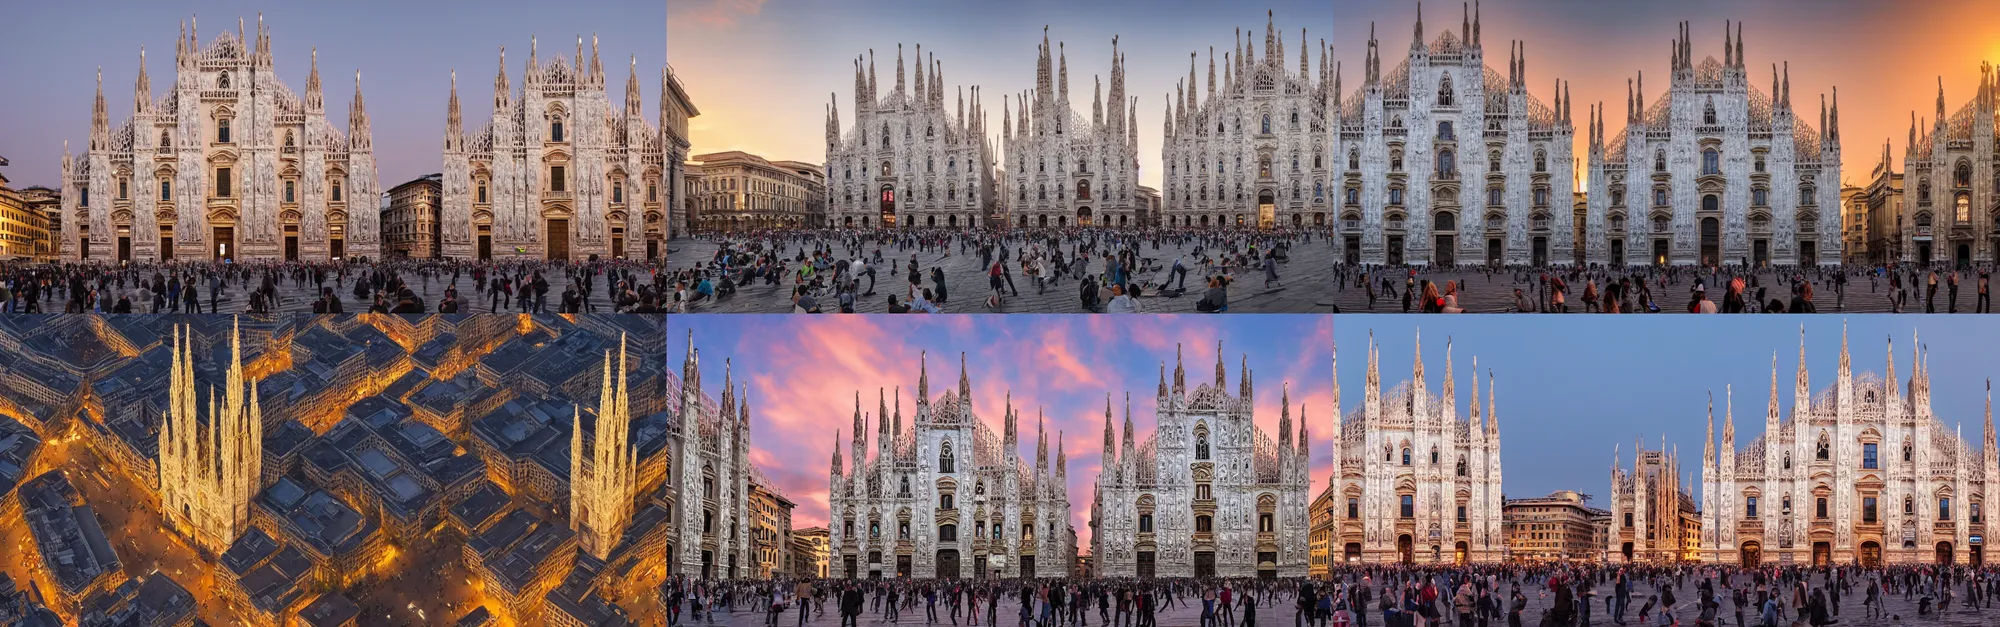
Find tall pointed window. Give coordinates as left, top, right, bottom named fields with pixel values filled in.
left=551, top=120, right=565, bottom=142
left=218, top=119, right=231, bottom=144
left=1438, top=76, right=1455, bottom=107
left=939, top=441, right=955, bottom=473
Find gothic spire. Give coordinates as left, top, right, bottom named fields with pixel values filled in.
left=305, top=47, right=323, bottom=111
left=1214, top=340, right=1226, bottom=388
left=1174, top=343, right=1186, bottom=394
left=91, top=67, right=107, bottom=150
left=1103, top=395, right=1116, bottom=469
left=958, top=352, right=971, bottom=406
left=1473, top=0, right=1482, bottom=45
left=496, top=47, right=512, bottom=111
left=589, top=33, right=603, bottom=84
left=1093, top=75, right=1103, bottom=126
left=135, top=48, right=151, bottom=115
left=1412, top=2, right=1423, bottom=45
left=1279, top=383, right=1294, bottom=450
left=917, top=349, right=929, bottom=400
left=447, top=70, right=462, bottom=150
left=626, top=56, right=642, bottom=117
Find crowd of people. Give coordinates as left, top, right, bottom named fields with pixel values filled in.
left=0, top=256, right=687, bottom=314
left=654, top=563, right=1996, bottom=627
left=663, top=226, right=1994, bottom=315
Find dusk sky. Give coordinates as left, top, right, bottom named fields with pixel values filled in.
left=0, top=0, right=666, bottom=189
left=669, top=0, right=2000, bottom=190
left=672, top=315, right=1996, bottom=552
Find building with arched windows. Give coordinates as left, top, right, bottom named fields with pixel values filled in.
left=1314, top=331, right=1507, bottom=565
left=64, top=17, right=378, bottom=263
left=826, top=353, right=1073, bottom=579
left=1584, top=22, right=1841, bottom=267
left=1326, top=5, right=1577, bottom=266
left=442, top=36, right=671, bottom=261
left=682, top=152, right=825, bottom=232
left=1161, top=12, right=1335, bottom=232
left=1696, top=328, right=1995, bottom=567
left=1091, top=343, right=1311, bottom=579
left=825, top=45, right=998, bottom=230
left=1899, top=63, right=2000, bottom=267
left=1000, top=30, right=1142, bottom=229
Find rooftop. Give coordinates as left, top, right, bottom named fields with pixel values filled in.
left=77, top=573, right=197, bottom=627
left=20, top=472, right=122, bottom=596
left=0, top=417, right=42, bottom=501
left=256, top=476, right=377, bottom=558
left=297, top=593, right=363, bottom=627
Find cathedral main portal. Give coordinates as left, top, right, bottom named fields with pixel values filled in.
left=1257, top=191, right=1276, bottom=229
left=546, top=219, right=570, bottom=261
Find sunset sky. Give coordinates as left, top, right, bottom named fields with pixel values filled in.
left=673, top=315, right=1997, bottom=552
left=668, top=0, right=2000, bottom=191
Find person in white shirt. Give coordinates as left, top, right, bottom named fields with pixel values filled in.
left=1105, top=283, right=1141, bottom=313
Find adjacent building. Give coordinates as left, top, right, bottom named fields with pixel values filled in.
left=749, top=477, right=797, bottom=578
left=827, top=352, right=1075, bottom=579
left=1001, top=31, right=1141, bottom=228
left=1584, top=22, right=1841, bottom=267
left=0, top=157, right=55, bottom=261
left=1091, top=344, right=1311, bottom=579
left=664, top=64, right=698, bottom=241
left=1900, top=63, right=2000, bottom=267
left=65, top=17, right=379, bottom=262
left=1314, top=332, right=1507, bottom=565
left=1609, top=438, right=1701, bottom=563
left=1699, top=328, right=1995, bottom=567
left=825, top=45, right=997, bottom=229
left=1862, top=141, right=1906, bottom=265
left=682, top=152, right=826, bottom=231
left=19, top=472, right=126, bottom=621
left=793, top=526, right=831, bottom=578
left=381, top=173, right=443, bottom=259
left=1502, top=490, right=1607, bottom=562
left=442, top=37, right=672, bottom=261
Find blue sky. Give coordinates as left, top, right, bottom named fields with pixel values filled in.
left=0, top=0, right=666, bottom=188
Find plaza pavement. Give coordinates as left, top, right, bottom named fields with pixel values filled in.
left=667, top=238, right=1975, bottom=315
left=677, top=573, right=1996, bottom=626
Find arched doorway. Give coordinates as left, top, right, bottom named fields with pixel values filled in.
left=1740, top=541, right=1762, bottom=568
left=879, top=186, right=897, bottom=227
left=1621, top=542, right=1635, bottom=563
left=936, top=549, right=961, bottom=579
left=1486, top=238, right=1502, bottom=266
left=1077, top=207, right=1092, bottom=227
left=1610, top=239, right=1625, bottom=267
left=1343, top=543, right=1362, bottom=564
left=1700, top=215, right=1720, bottom=266
left=1257, top=191, right=1276, bottom=229
left=1397, top=534, right=1414, bottom=564
left=1957, top=243, right=1972, bottom=269
left=1936, top=541, right=1954, bottom=565
left=1812, top=541, right=1831, bottom=566
left=1531, top=236, right=1548, bottom=267
left=1859, top=541, right=1882, bottom=567
left=1193, top=551, right=1216, bottom=578
left=1454, top=541, right=1469, bottom=564
left=926, top=215, right=936, bottom=227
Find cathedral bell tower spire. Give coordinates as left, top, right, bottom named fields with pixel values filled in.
left=496, top=47, right=511, bottom=111
left=447, top=70, right=462, bottom=151
left=626, top=56, right=642, bottom=118
left=351, top=71, right=371, bottom=150
left=1174, top=344, right=1187, bottom=396
left=1215, top=340, right=1227, bottom=388
left=305, top=48, right=323, bottom=112
left=135, top=48, right=151, bottom=115
left=91, top=68, right=108, bottom=151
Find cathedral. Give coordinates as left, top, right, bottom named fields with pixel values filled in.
left=1000, top=30, right=1142, bottom=229
left=1699, top=327, right=1995, bottom=567
left=674, top=331, right=761, bottom=578
left=1161, top=12, right=1338, bottom=232
left=1584, top=22, right=1842, bottom=267
left=824, top=45, right=999, bottom=229
left=573, top=334, right=638, bottom=561
left=63, top=16, right=379, bottom=263
left=160, top=320, right=263, bottom=556
left=827, top=353, right=1075, bottom=579
left=1316, top=331, right=1506, bottom=565
left=1089, top=344, right=1311, bottom=579
left=1899, top=63, right=2000, bottom=267
left=442, top=35, right=672, bottom=261
left=1607, top=438, right=1702, bottom=563
left=1328, top=4, right=1577, bottom=266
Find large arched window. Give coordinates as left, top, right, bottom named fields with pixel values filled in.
left=1956, top=161, right=1972, bottom=187
left=1438, top=76, right=1455, bottom=107
left=1534, top=151, right=1547, bottom=173
left=1438, top=121, right=1454, bottom=141
left=550, top=120, right=565, bottom=143
left=1437, top=149, right=1456, bottom=177
left=1262, top=114, right=1272, bottom=134
left=1703, top=98, right=1717, bottom=126
left=1956, top=193, right=1971, bottom=224
left=1078, top=180, right=1092, bottom=201
left=938, top=441, right=955, bottom=473
left=1702, top=149, right=1720, bottom=175
left=217, top=119, right=232, bottom=144
left=1655, top=150, right=1667, bottom=172
left=1401, top=447, right=1412, bottom=466
left=1195, top=429, right=1210, bottom=460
